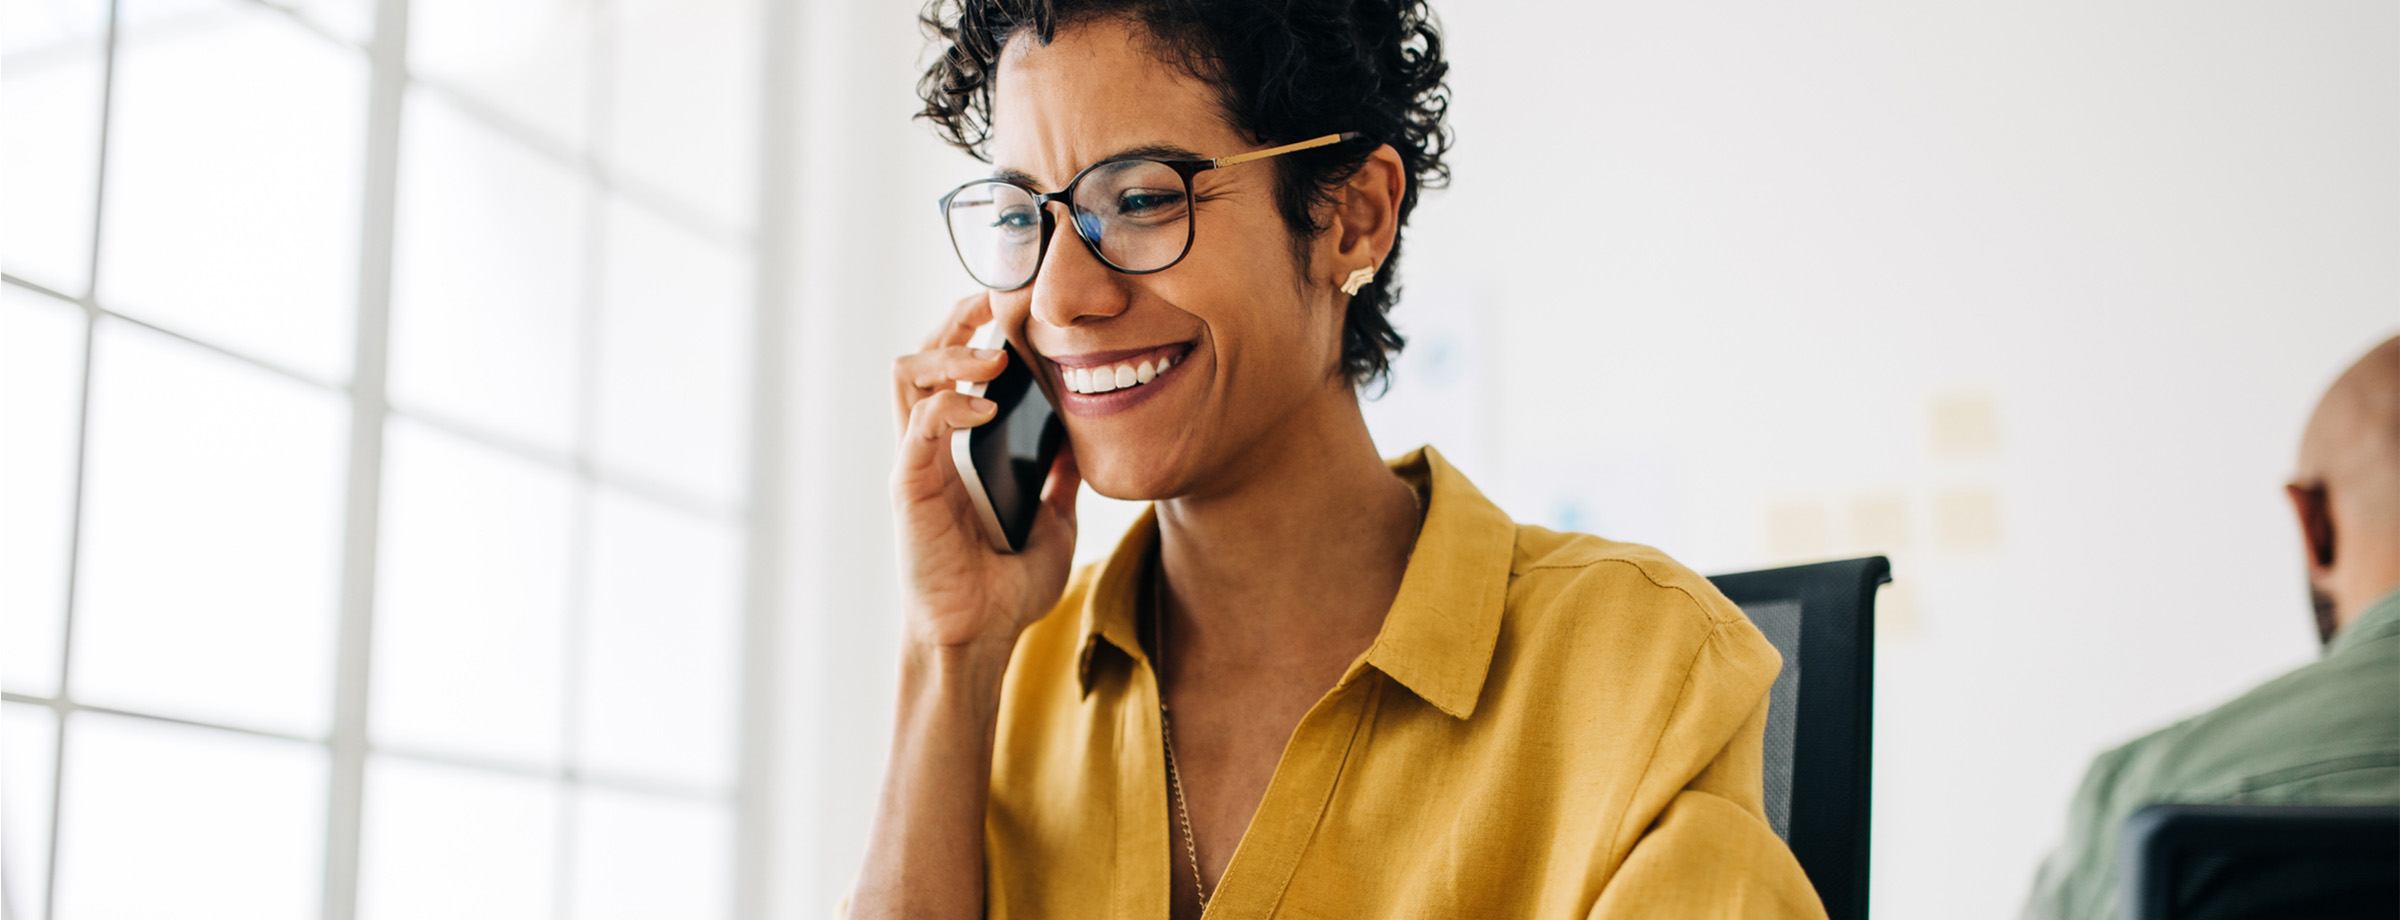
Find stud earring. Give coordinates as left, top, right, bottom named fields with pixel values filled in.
left=1340, top=264, right=1377, bottom=296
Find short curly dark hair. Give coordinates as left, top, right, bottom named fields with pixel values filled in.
left=916, top=0, right=1453, bottom=389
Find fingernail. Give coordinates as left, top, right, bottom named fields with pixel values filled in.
left=974, top=348, right=1002, bottom=360
left=970, top=397, right=996, bottom=412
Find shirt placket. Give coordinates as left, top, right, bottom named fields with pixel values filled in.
left=1193, top=667, right=1384, bottom=918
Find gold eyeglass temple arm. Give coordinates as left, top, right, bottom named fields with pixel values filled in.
left=1210, top=131, right=1366, bottom=169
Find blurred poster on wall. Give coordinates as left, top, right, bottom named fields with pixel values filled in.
left=1502, top=453, right=1688, bottom=558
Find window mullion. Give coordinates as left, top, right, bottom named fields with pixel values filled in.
left=40, top=0, right=124, bottom=913
left=321, top=0, right=412, bottom=916
left=734, top=1, right=799, bottom=916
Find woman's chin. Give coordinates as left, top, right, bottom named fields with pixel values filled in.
left=1074, top=448, right=1191, bottom=505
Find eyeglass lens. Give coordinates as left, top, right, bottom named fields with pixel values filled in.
left=944, top=159, right=1193, bottom=290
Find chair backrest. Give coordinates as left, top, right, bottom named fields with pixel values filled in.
left=1705, top=555, right=1887, bottom=920
left=2120, top=804, right=2400, bottom=920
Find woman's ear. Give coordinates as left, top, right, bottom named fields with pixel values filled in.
left=1329, top=144, right=1407, bottom=272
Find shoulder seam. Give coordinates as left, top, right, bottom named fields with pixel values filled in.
left=1520, top=554, right=1739, bottom=628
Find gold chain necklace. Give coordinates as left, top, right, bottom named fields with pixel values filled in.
left=1151, top=565, right=1210, bottom=915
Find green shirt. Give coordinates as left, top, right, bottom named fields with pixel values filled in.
left=2020, top=589, right=2400, bottom=920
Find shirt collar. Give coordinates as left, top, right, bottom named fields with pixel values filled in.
left=2327, top=586, right=2400, bottom=658
left=1074, top=510, right=1158, bottom=691
left=1073, top=446, right=1517, bottom=720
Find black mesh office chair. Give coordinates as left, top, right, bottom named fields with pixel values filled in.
left=1705, top=556, right=1887, bottom=920
left=2120, top=804, right=2400, bottom=920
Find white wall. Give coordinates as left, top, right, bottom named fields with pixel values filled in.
left=1404, top=3, right=2396, bottom=915
left=771, top=1, right=2399, bottom=917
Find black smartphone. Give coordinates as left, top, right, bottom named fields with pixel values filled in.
left=951, top=338, right=1066, bottom=553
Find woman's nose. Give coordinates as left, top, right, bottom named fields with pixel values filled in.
left=1028, top=205, right=1130, bottom=330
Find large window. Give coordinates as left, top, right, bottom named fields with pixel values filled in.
left=2, top=0, right=766, bottom=917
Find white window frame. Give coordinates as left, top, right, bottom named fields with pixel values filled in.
left=0, top=0, right=790, bottom=917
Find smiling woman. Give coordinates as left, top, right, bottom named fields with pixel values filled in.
left=858, top=2, right=1825, bottom=919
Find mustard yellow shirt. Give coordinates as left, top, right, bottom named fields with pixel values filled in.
left=986, top=447, right=1828, bottom=918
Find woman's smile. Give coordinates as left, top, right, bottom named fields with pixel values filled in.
left=1044, top=341, right=1197, bottom=417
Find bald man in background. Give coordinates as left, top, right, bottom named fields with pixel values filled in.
left=2021, top=335, right=2400, bottom=920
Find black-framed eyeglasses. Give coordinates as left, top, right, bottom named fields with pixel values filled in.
left=936, top=131, right=1366, bottom=292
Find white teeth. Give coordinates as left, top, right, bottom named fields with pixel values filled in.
left=1063, top=352, right=1182, bottom=396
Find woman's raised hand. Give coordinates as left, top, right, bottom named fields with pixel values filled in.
left=889, top=292, right=1082, bottom=652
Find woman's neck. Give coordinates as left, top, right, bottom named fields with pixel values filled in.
left=1152, top=387, right=1422, bottom=661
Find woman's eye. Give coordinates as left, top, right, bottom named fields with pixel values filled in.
left=994, top=208, right=1039, bottom=230
left=1117, top=190, right=1185, bottom=216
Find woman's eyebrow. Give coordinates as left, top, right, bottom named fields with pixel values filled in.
left=1108, top=142, right=1205, bottom=162
left=991, top=143, right=1209, bottom=187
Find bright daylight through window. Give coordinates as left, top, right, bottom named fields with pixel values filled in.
left=0, top=0, right=766, bottom=917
